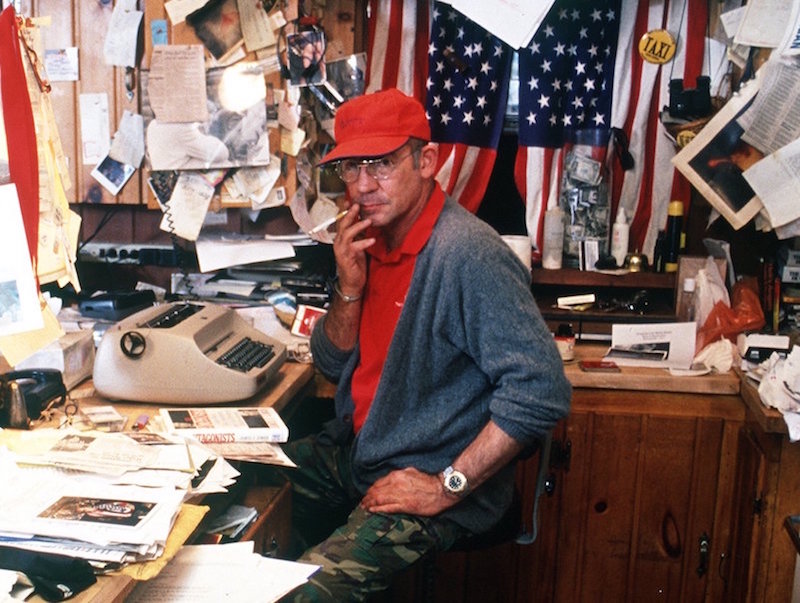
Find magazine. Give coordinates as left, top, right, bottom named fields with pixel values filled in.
left=159, top=407, right=289, bottom=444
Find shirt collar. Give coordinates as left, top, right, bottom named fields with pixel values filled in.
left=367, top=183, right=446, bottom=263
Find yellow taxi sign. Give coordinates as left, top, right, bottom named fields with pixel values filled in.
left=638, top=29, right=677, bottom=64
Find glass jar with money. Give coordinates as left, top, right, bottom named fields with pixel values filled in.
left=559, top=129, right=612, bottom=269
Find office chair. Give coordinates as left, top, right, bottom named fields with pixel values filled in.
left=419, top=431, right=554, bottom=601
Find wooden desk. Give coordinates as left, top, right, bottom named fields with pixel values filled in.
left=29, top=361, right=315, bottom=603
left=70, top=361, right=316, bottom=429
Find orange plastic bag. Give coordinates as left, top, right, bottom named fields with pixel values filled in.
left=695, top=277, right=765, bottom=353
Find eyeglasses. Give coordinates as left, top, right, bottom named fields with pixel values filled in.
left=335, top=149, right=415, bottom=183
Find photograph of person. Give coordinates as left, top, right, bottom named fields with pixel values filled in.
left=287, top=30, right=326, bottom=87
left=142, top=63, right=270, bottom=171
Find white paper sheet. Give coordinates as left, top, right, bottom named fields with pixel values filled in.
left=605, top=322, right=697, bottom=369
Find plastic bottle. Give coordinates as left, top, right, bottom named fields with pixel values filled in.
left=680, top=277, right=696, bottom=322
left=610, top=208, right=629, bottom=268
left=542, top=206, right=565, bottom=269
left=664, top=200, right=683, bottom=273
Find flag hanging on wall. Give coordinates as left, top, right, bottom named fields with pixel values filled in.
left=514, top=0, right=622, bottom=258
left=365, top=0, right=707, bottom=256
left=365, top=0, right=511, bottom=212
left=518, top=0, right=708, bottom=260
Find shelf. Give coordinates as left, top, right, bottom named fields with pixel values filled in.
left=532, top=267, right=676, bottom=289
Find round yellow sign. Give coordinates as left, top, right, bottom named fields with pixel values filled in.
left=638, top=29, right=677, bottom=64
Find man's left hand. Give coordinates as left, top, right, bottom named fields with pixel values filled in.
left=360, top=467, right=456, bottom=516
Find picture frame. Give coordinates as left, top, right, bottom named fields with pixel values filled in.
left=672, top=74, right=764, bottom=230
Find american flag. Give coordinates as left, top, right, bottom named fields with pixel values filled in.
left=366, top=0, right=510, bottom=212
left=365, top=0, right=710, bottom=252
left=518, top=0, right=709, bottom=260
left=424, top=3, right=512, bottom=210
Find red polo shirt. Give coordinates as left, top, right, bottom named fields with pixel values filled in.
left=349, top=185, right=446, bottom=432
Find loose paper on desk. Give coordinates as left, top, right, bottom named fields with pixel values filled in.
left=109, top=110, right=145, bottom=168
left=195, top=235, right=295, bottom=272
left=605, top=322, right=696, bottom=370
left=128, top=542, right=319, bottom=603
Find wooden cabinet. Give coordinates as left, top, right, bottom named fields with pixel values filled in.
left=388, top=352, right=745, bottom=602
left=529, top=387, right=744, bottom=602
left=728, top=380, right=800, bottom=602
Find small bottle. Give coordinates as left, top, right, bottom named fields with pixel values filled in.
left=664, top=200, right=684, bottom=273
left=610, top=208, right=629, bottom=268
left=680, top=277, right=696, bottom=322
left=542, top=206, right=565, bottom=270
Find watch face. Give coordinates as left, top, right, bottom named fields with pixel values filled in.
left=444, top=469, right=467, bottom=495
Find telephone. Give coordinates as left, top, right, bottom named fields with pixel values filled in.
left=0, top=369, right=67, bottom=428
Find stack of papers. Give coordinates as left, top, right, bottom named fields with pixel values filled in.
left=0, top=452, right=184, bottom=565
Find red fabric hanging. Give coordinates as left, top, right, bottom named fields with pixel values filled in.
left=0, top=6, right=39, bottom=268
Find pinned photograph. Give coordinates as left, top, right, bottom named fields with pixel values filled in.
left=143, top=62, right=270, bottom=171
left=287, top=30, right=327, bottom=87
left=186, top=0, right=244, bottom=62
left=91, top=154, right=136, bottom=196
left=672, top=75, right=764, bottom=230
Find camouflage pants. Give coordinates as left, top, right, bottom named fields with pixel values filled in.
left=278, top=435, right=470, bottom=602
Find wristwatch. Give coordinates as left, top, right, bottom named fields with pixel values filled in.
left=442, top=466, right=469, bottom=497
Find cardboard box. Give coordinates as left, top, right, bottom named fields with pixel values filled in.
left=15, top=329, right=95, bottom=390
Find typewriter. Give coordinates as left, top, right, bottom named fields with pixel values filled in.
left=93, top=302, right=287, bottom=404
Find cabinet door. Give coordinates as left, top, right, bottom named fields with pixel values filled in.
left=726, top=427, right=768, bottom=602
left=552, top=406, right=735, bottom=602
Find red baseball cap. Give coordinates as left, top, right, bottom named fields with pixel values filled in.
left=319, top=88, right=431, bottom=165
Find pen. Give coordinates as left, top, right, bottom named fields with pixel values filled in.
left=307, top=209, right=350, bottom=235
left=133, top=414, right=149, bottom=431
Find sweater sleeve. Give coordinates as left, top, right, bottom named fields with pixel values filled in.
left=309, top=315, right=354, bottom=383
left=449, top=230, right=571, bottom=444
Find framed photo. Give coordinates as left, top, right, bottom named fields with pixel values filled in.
left=672, top=74, right=764, bottom=230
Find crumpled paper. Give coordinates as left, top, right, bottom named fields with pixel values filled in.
left=694, top=338, right=737, bottom=373
left=756, top=346, right=800, bottom=442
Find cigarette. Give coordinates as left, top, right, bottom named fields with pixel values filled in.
left=307, top=209, right=350, bottom=235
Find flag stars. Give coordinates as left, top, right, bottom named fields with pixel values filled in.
left=432, top=95, right=442, bottom=107
left=593, top=112, right=605, bottom=125
left=537, top=94, right=550, bottom=108
left=558, top=8, right=568, bottom=19
left=529, top=41, right=541, bottom=54
left=435, top=60, right=445, bottom=73
left=453, top=95, right=465, bottom=108
left=541, top=59, right=552, bottom=72
left=526, top=112, right=537, bottom=125
left=456, top=27, right=464, bottom=39
left=552, top=78, right=562, bottom=91
left=543, top=24, right=554, bottom=37
left=571, top=9, right=580, bottom=20
left=464, top=43, right=475, bottom=58
left=476, top=95, right=488, bottom=109
left=575, top=61, right=586, bottom=75
left=568, top=44, right=578, bottom=56
left=493, top=44, right=504, bottom=57
left=480, top=61, right=491, bottom=74
left=607, top=9, right=616, bottom=21
left=591, top=8, right=603, bottom=21
left=483, top=114, right=492, bottom=126
left=528, top=76, right=539, bottom=90
left=440, top=112, right=452, bottom=125
left=428, top=42, right=438, bottom=56
left=463, top=111, right=475, bottom=125
left=554, top=42, right=566, bottom=56
left=467, top=76, right=479, bottom=90
left=562, top=114, right=573, bottom=126
left=473, top=42, right=483, bottom=55
left=443, top=78, right=454, bottom=91
left=579, top=27, right=588, bottom=39
left=490, top=80, right=498, bottom=91
left=571, top=96, right=584, bottom=110
left=584, top=78, right=596, bottom=92
left=588, top=44, right=598, bottom=57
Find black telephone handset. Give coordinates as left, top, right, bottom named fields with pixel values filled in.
left=0, top=369, right=66, bottom=429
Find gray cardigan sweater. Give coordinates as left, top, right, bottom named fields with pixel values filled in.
left=310, top=196, right=572, bottom=533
